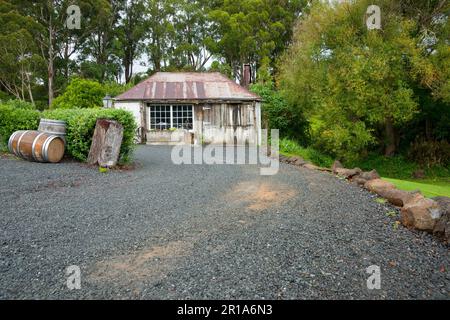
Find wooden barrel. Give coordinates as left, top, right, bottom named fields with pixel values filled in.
left=38, top=119, right=66, bottom=140
left=8, top=130, right=65, bottom=163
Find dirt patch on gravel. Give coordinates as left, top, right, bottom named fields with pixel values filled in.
left=89, top=240, right=194, bottom=286
left=227, top=181, right=296, bottom=211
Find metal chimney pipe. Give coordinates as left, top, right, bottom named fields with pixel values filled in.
left=243, top=64, right=251, bottom=88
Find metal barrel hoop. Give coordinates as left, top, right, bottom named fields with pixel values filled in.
left=8, top=131, right=20, bottom=154
left=31, top=132, right=46, bottom=161
left=16, top=130, right=30, bottom=158
left=42, top=135, right=59, bottom=162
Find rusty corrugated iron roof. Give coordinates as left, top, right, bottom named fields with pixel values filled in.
left=114, top=72, right=261, bottom=102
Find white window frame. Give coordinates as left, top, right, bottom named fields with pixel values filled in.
left=148, top=104, right=194, bottom=131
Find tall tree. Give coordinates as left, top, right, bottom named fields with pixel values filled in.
left=144, top=0, right=176, bottom=72
left=116, top=0, right=146, bottom=83
left=170, top=0, right=216, bottom=71
left=78, top=0, right=121, bottom=82
left=57, top=0, right=110, bottom=84
left=13, top=0, right=109, bottom=104
left=0, top=0, right=45, bottom=104
left=16, top=0, right=67, bottom=105
left=392, top=0, right=450, bottom=141
left=279, top=0, right=440, bottom=160
left=208, top=0, right=307, bottom=83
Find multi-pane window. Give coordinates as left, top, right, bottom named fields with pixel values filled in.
left=149, top=105, right=171, bottom=130
left=149, top=105, right=193, bottom=130
left=172, top=105, right=193, bottom=129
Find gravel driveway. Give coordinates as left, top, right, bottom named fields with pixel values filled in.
left=0, top=146, right=448, bottom=299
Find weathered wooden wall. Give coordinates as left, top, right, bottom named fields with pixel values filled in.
left=197, top=103, right=258, bottom=145
left=142, top=102, right=260, bottom=145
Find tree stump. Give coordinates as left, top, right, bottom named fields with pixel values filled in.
left=87, top=119, right=123, bottom=167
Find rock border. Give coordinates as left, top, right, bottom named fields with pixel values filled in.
left=279, top=155, right=450, bottom=244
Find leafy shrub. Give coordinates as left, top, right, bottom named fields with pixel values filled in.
left=51, top=78, right=106, bottom=109
left=0, top=102, right=40, bottom=150
left=208, top=61, right=233, bottom=78
left=103, top=81, right=134, bottom=97
left=250, top=83, right=307, bottom=141
left=43, top=108, right=137, bottom=164
left=408, top=139, right=450, bottom=168
left=280, top=138, right=334, bottom=168
left=1, top=99, right=35, bottom=110
left=309, top=115, right=375, bottom=163
left=0, top=90, right=14, bottom=102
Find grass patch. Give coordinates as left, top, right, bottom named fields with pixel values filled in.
left=346, top=153, right=449, bottom=198
left=98, top=167, right=109, bottom=173
left=279, top=139, right=449, bottom=199
left=383, top=178, right=450, bottom=198
left=386, top=210, right=397, bottom=217
left=280, top=138, right=334, bottom=168
left=346, top=153, right=450, bottom=180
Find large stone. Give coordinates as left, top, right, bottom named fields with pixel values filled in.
left=431, top=197, right=450, bottom=213
left=279, top=155, right=289, bottom=163
left=433, top=213, right=450, bottom=243
left=432, top=196, right=450, bottom=243
left=332, top=160, right=344, bottom=174
left=292, top=156, right=307, bottom=166
left=364, top=179, right=396, bottom=194
left=353, top=177, right=368, bottom=186
left=377, top=189, right=416, bottom=207
left=282, top=156, right=291, bottom=163
left=359, top=169, right=380, bottom=181
left=401, top=197, right=442, bottom=232
left=316, top=167, right=332, bottom=172
left=303, top=163, right=320, bottom=170
left=335, top=167, right=362, bottom=179
left=285, top=156, right=295, bottom=163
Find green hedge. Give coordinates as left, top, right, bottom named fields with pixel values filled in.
left=42, top=108, right=137, bottom=164
left=51, top=78, right=105, bottom=109
left=0, top=102, right=40, bottom=151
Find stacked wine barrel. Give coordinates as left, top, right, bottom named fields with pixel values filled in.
left=8, top=119, right=66, bottom=163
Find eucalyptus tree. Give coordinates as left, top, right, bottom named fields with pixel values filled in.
left=77, top=0, right=122, bottom=82
left=0, top=0, right=44, bottom=104
left=144, top=0, right=176, bottom=72
left=208, top=0, right=308, bottom=83
left=12, top=0, right=68, bottom=104
left=10, top=0, right=110, bottom=104
left=170, top=0, right=216, bottom=71
left=116, top=0, right=147, bottom=83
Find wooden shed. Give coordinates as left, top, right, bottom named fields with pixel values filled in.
left=113, top=72, right=262, bottom=145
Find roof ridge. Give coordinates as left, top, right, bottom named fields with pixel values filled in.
left=115, top=72, right=261, bottom=101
